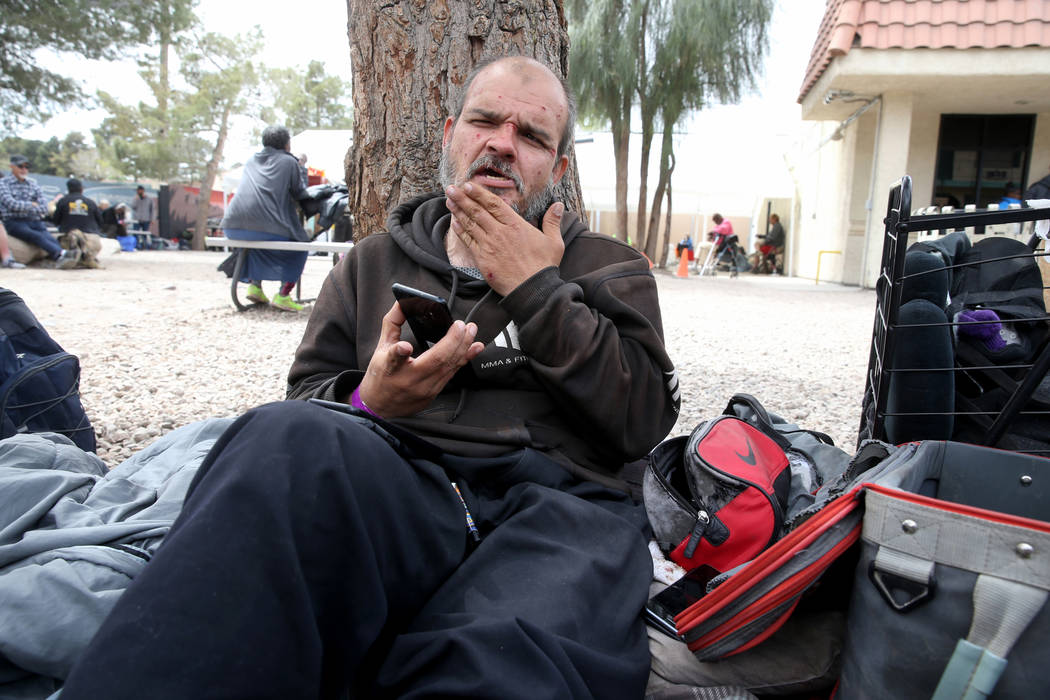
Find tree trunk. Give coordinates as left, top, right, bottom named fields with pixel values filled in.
left=643, top=121, right=673, bottom=263
left=659, top=156, right=674, bottom=268
left=634, top=110, right=653, bottom=250
left=611, top=110, right=630, bottom=243
left=633, top=5, right=651, bottom=251
left=158, top=0, right=170, bottom=137
left=192, top=103, right=230, bottom=251
left=346, top=0, right=583, bottom=240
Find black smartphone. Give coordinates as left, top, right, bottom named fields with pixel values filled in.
left=644, top=564, right=721, bottom=640
left=392, top=283, right=455, bottom=349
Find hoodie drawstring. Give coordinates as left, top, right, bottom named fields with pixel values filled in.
left=448, top=286, right=495, bottom=423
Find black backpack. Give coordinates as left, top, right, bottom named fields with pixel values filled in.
left=0, top=288, right=96, bottom=452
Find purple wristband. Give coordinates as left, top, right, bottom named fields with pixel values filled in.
left=350, top=386, right=380, bottom=418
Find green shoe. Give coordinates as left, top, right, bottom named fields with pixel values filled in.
left=271, top=293, right=304, bottom=312
left=245, top=284, right=269, bottom=305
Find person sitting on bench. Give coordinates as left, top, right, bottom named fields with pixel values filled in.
left=221, top=125, right=310, bottom=312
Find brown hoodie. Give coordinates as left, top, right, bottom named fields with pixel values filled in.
left=287, top=193, right=680, bottom=490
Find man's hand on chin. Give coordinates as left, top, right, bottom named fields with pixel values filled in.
left=445, top=182, right=565, bottom=296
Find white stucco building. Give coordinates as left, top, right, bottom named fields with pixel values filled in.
left=793, top=0, right=1050, bottom=286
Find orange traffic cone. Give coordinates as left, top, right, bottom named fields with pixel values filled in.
left=675, top=250, right=690, bottom=278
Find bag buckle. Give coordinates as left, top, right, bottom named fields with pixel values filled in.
left=868, top=560, right=937, bottom=613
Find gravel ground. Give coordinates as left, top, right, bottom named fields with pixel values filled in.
left=5, top=245, right=877, bottom=466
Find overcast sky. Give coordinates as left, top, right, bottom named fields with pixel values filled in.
left=23, top=0, right=827, bottom=207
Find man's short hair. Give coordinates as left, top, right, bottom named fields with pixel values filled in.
left=712, top=213, right=723, bottom=224
left=67, top=178, right=83, bottom=193
left=452, top=56, right=577, bottom=158
left=262, top=125, right=291, bottom=150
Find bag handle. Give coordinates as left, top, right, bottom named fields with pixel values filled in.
left=723, top=393, right=835, bottom=450
left=931, top=575, right=1048, bottom=700
left=722, top=394, right=791, bottom=450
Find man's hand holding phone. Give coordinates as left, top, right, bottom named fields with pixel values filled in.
left=355, top=290, right=484, bottom=418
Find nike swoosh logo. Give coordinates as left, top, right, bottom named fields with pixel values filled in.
left=736, top=438, right=756, bottom=465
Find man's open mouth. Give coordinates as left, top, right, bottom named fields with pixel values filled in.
left=468, top=158, right=523, bottom=193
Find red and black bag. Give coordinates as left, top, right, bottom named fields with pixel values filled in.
left=646, top=414, right=793, bottom=572
left=643, top=394, right=867, bottom=660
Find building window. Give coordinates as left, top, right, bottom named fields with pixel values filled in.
left=933, top=114, right=1034, bottom=208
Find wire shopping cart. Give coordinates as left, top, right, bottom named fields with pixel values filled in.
left=858, top=175, right=1050, bottom=454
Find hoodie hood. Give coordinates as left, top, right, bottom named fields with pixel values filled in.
left=387, top=192, right=589, bottom=294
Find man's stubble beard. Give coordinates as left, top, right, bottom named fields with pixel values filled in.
left=439, top=148, right=558, bottom=225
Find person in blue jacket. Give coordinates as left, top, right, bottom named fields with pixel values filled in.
left=997, top=182, right=1022, bottom=209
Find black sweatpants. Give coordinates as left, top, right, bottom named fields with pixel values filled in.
left=60, top=401, right=653, bottom=699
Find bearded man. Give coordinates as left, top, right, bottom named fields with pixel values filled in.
left=61, top=55, right=680, bottom=699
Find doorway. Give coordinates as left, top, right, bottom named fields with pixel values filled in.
left=932, top=114, right=1035, bottom=208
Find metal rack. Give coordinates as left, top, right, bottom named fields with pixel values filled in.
left=858, top=175, right=1050, bottom=453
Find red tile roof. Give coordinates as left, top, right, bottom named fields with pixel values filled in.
left=799, top=0, right=1050, bottom=102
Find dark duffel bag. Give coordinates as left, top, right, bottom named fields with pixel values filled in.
left=837, top=440, right=1050, bottom=699
left=0, top=288, right=96, bottom=452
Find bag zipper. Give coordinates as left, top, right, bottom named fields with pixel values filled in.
left=650, top=436, right=713, bottom=555
left=683, top=510, right=712, bottom=558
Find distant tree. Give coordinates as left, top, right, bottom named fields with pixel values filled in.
left=180, top=30, right=263, bottom=249
left=567, top=0, right=639, bottom=242
left=46, top=132, right=89, bottom=178
left=94, top=91, right=210, bottom=181
left=67, top=147, right=124, bottom=182
left=138, top=0, right=200, bottom=144
left=346, top=0, right=582, bottom=239
left=641, top=0, right=771, bottom=265
left=0, top=137, right=62, bottom=175
left=0, top=0, right=197, bottom=136
left=263, top=61, right=353, bottom=134
left=93, top=0, right=201, bottom=181
left=569, top=0, right=772, bottom=255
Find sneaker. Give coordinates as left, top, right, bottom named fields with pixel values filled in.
left=53, top=249, right=80, bottom=270
left=1, top=257, right=25, bottom=269
left=245, top=284, right=269, bottom=305
left=271, top=294, right=304, bottom=312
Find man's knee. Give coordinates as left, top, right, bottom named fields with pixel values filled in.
left=3, top=220, right=30, bottom=241
left=193, top=400, right=401, bottom=504
left=229, top=400, right=406, bottom=481
left=236, top=399, right=373, bottom=449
